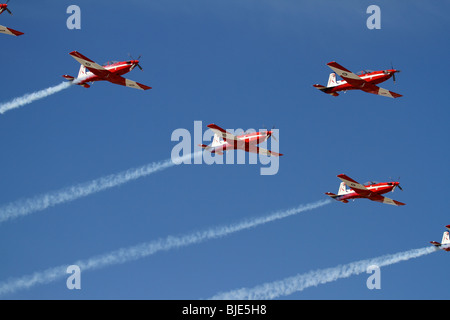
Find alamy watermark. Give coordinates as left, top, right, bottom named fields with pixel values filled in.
left=66, top=265, right=81, bottom=290
left=66, top=5, right=81, bottom=30
left=366, top=5, right=381, bottom=29
left=366, top=264, right=381, bottom=290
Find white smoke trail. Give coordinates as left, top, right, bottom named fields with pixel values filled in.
left=0, top=199, right=330, bottom=296
left=0, top=152, right=201, bottom=224
left=0, top=81, right=72, bottom=114
left=210, top=246, right=437, bottom=299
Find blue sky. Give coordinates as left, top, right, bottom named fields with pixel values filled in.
left=0, top=0, right=449, bottom=299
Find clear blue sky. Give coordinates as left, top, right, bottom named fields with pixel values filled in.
left=0, top=0, right=448, bottom=299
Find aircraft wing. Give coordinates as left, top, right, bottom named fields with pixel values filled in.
left=327, top=61, right=402, bottom=98
left=103, top=74, right=152, bottom=90
left=247, top=146, right=283, bottom=157
left=366, top=193, right=405, bottom=206
left=69, top=51, right=151, bottom=90
left=69, top=51, right=111, bottom=78
left=0, top=25, right=23, bottom=36
left=206, top=124, right=238, bottom=143
left=337, top=174, right=371, bottom=196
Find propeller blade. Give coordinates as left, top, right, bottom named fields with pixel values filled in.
left=6, top=8, right=12, bottom=15
left=398, top=185, right=403, bottom=191
left=136, top=63, right=143, bottom=71
left=268, top=125, right=277, bottom=141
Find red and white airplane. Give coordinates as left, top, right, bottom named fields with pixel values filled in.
left=199, top=123, right=283, bottom=157
left=314, top=61, right=402, bottom=98
left=0, top=1, right=24, bottom=36
left=430, top=225, right=450, bottom=252
left=63, top=51, right=152, bottom=90
left=325, top=174, right=405, bottom=206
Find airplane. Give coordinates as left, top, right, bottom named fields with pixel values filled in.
left=0, top=1, right=24, bottom=36
left=199, top=123, right=283, bottom=157
left=63, top=51, right=152, bottom=90
left=313, top=61, right=402, bottom=98
left=430, top=225, right=450, bottom=252
left=325, top=174, right=405, bottom=206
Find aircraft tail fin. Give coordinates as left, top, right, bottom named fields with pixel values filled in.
left=198, top=132, right=227, bottom=155
left=327, top=72, right=337, bottom=87
left=442, top=231, right=450, bottom=245
left=211, top=133, right=222, bottom=147
left=338, top=182, right=347, bottom=195
left=77, top=65, right=87, bottom=78
left=430, top=227, right=450, bottom=248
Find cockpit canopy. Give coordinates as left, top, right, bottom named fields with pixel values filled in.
left=356, top=70, right=374, bottom=75
left=103, top=60, right=119, bottom=66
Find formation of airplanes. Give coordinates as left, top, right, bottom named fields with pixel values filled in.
left=3, top=8, right=445, bottom=254
left=0, top=1, right=23, bottom=36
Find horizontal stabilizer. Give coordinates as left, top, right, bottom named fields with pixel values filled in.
left=325, top=192, right=349, bottom=203
left=198, top=144, right=223, bottom=155
left=313, top=84, right=339, bottom=97
left=62, top=75, right=75, bottom=81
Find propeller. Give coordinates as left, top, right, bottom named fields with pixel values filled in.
left=264, top=125, right=278, bottom=142
left=390, top=62, right=401, bottom=83
left=391, top=176, right=403, bottom=192
left=4, top=0, right=12, bottom=15
left=128, top=53, right=143, bottom=71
